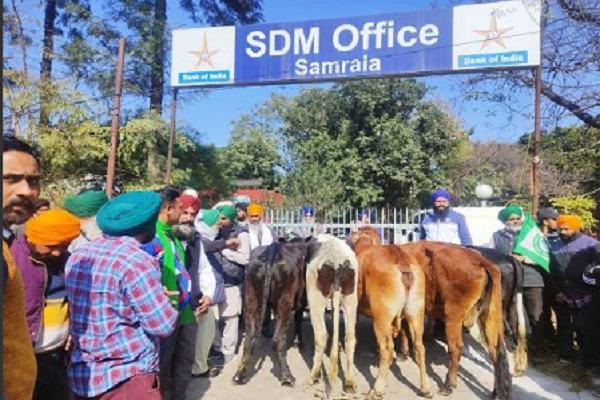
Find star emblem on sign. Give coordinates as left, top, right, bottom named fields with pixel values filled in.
left=190, top=33, right=219, bottom=68
left=473, top=11, right=513, bottom=50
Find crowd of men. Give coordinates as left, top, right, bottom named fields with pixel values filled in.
left=2, top=136, right=600, bottom=399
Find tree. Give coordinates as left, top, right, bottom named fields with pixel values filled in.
left=240, top=79, right=469, bottom=208
left=449, top=125, right=600, bottom=208
left=459, top=0, right=600, bottom=129
left=3, top=0, right=36, bottom=138
left=39, top=0, right=59, bottom=126
left=222, top=113, right=283, bottom=189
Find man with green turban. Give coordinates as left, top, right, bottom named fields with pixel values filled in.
left=491, top=203, right=546, bottom=359
left=198, top=201, right=249, bottom=367
left=63, top=190, right=108, bottom=253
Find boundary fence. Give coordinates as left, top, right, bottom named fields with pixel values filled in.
left=265, top=207, right=425, bottom=244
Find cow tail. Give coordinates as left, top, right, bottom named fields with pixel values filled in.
left=502, top=256, right=519, bottom=352
left=482, top=263, right=512, bottom=400
left=260, top=244, right=278, bottom=333
left=330, top=267, right=342, bottom=381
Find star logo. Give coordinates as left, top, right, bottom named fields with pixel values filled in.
left=190, top=33, right=219, bottom=69
left=473, top=11, right=513, bottom=51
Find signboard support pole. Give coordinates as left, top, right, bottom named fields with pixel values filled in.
left=106, top=37, right=126, bottom=199
left=165, top=88, right=178, bottom=184
left=532, top=65, right=542, bottom=216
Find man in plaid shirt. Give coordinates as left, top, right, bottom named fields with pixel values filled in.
left=65, top=191, right=178, bottom=399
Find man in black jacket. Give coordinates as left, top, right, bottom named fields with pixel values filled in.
left=491, top=205, right=545, bottom=358
left=198, top=205, right=249, bottom=366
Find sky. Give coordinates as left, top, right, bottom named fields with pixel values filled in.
left=166, top=0, right=537, bottom=147
left=4, top=0, right=537, bottom=147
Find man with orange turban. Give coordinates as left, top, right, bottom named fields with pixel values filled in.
left=549, top=214, right=598, bottom=368
left=247, top=203, right=276, bottom=250
left=10, top=209, right=81, bottom=399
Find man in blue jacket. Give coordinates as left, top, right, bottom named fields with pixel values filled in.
left=420, top=189, right=472, bottom=245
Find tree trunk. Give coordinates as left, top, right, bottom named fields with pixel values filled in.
left=145, top=0, right=166, bottom=181
left=39, top=0, right=57, bottom=128
left=149, top=0, right=166, bottom=113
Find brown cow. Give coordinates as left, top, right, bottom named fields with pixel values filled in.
left=351, top=228, right=433, bottom=399
left=399, top=241, right=512, bottom=400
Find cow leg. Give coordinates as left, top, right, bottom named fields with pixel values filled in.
left=405, top=312, right=433, bottom=398
left=480, top=297, right=512, bottom=400
left=273, top=299, right=295, bottom=386
left=341, top=293, right=358, bottom=393
left=294, top=307, right=304, bottom=349
left=307, top=292, right=328, bottom=385
left=439, top=318, right=463, bottom=396
left=514, top=292, right=528, bottom=376
left=369, top=316, right=395, bottom=400
left=398, top=320, right=410, bottom=361
left=233, top=280, right=262, bottom=385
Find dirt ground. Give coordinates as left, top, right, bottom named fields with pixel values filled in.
left=187, top=314, right=596, bottom=400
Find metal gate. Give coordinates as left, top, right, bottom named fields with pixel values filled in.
left=265, top=207, right=424, bottom=244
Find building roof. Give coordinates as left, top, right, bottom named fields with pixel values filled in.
left=233, top=189, right=285, bottom=207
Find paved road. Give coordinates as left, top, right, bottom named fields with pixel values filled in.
left=187, top=315, right=595, bottom=400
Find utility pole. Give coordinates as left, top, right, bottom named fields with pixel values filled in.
left=165, top=88, right=178, bottom=184
left=106, top=38, right=126, bottom=198
left=532, top=65, right=542, bottom=216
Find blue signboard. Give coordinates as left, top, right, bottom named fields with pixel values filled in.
left=171, top=1, right=540, bottom=87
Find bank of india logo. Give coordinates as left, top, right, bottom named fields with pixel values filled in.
left=190, top=33, right=219, bottom=69
left=172, top=26, right=235, bottom=86
left=452, top=1, right=537, bottom=70
left=473, top=12, right=513, bottom=51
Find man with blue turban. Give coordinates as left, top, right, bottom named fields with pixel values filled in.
left=419, top=189, right=472, bottom=245
left=65, top=191, right=177, bottom=398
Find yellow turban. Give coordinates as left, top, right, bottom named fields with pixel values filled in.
left=556, top=214, right=583, bottom=231
left=25, top=209, right=81, bottom=246
left=247, top=203, right=264, bottom=217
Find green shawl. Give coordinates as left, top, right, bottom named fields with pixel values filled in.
left=156, top=219, right=194, bottom=324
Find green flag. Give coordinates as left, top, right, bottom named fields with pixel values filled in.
left=512, top=212, right=550, bottom=272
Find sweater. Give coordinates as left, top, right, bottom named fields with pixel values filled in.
left=3, top=241, right=37, bottom=399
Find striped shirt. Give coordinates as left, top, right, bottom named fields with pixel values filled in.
left=65, top=235, right=177, bottom=397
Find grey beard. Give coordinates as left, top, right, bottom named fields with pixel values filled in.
left=173, top=224, right=196, bottom=241
left=248, top=223, right=261, bottom=236
left=505, top=224, right=522, bottom=233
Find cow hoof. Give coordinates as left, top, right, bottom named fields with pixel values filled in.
left=513, top=369, right=525, bottom=377
left=368, top=389, right=384, bottom=400
left=438, top=384, right=455, bottom=396
left=343, top=382, right=357, bottom=393
left=281, top=376, right=296, bottom=387
left=232, top=373, right=247, bottom=385
left=419, top=388, right=434, bottom=398
left=398, top=352, right=409, bottom=362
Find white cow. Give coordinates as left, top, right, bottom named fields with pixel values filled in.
left=305, top=234, right=359, bottom=393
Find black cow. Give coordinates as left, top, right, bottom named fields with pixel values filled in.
left=470, top=246, right=527, bottom=375
left=232, top=237, right=311, bottom=386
